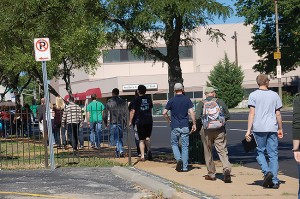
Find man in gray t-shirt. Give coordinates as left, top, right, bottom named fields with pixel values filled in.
left=246, top=74, right=283, bottom=189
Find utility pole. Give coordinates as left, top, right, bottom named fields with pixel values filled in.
left=275, top=0, right=282, bottom=100
left=231, top=31, right=238, bottom=66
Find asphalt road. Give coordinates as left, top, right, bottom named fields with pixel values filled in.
left=141, top=111, right=297, bottom=179
left=0, top=167, right=153, bottom=199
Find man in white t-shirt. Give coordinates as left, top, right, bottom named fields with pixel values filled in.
left=245, top=74, right=283, bottom=189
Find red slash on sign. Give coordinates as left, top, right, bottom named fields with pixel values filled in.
left=36, top=39, right=49, bottom=52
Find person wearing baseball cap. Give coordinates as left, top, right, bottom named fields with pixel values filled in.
left=163, top=82, right=196, bottom=172
left=204, top=87, right=218, bottom=94
left=195, top=85, right=231, bottom=183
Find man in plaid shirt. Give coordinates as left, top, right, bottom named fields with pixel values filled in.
left=62, top=96, right=83, bottom=151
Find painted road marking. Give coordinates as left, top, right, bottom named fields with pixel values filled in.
left=0, top=191, right=67, bottom=198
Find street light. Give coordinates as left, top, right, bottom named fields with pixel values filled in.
left=275, top=0, right=283, bottom=100
left=231, top=31, right=238, bottom=66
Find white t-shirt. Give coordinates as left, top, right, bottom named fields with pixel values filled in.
left=248, top=89, right=282, bottom=132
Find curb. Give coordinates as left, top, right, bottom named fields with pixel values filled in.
left=111, top=166, right=176, bottom=198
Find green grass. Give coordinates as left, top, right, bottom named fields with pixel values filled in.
left=0, top=139, right=126, bottom=169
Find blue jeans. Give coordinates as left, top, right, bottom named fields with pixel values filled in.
left=253, top=132, right=279, bottom=184
left=61, top=126, right=67, bottom=146
left=171, top=127, right=189, bottom=171
left=110, top=124, right=123, bottom=154
left=53, top=124, right=62, bottom=146
left=89, top=121, right=102, bottom=147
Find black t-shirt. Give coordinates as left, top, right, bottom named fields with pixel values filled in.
left=128, top=98, right=137, bottom=125
left=133, top=95, right=153, bottom=125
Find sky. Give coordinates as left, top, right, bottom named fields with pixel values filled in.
left=213, top=0, right=245, bottom=24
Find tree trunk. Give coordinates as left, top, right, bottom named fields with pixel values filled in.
left=167, top=58, right=183, bottom=100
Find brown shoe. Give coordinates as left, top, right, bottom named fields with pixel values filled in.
left=205, top=175, right=216, bottom=181
left=224, top=169, right=232, bottom=183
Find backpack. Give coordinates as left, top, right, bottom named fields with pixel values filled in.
left=201, top=98, right=225, bottom=129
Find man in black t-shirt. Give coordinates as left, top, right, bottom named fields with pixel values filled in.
left=129, top=85, right=153, bottom=161
left=128, top=90, right=147, bottom=156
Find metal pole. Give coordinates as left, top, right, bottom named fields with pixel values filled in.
left=275, top=0, right=283, bottom=100
left=234, top=31, right=238, bottom=66
left=42, top=61, right=55, bottom=170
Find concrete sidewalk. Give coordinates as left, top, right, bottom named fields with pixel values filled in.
left=113, top=157, right=298, bottom=199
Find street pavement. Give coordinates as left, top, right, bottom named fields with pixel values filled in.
left=113, top=155, right=298, bottom=199
left=0, top=167, right=158, bottom=199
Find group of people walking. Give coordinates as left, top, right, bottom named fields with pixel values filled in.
left=1, top=74, right=300, bottom=195
left=162, top=74, right=299, bottom=194
left=49, top=88, right=128, bottom=156
left=0, top=103, right=34, bottom=138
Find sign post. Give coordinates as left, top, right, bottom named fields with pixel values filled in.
left=34, top=38, right=55, bottom=171
left=274, top=0, right=282, bottom=100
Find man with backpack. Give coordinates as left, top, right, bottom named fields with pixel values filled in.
left=195, top=87, right=231, bottom=183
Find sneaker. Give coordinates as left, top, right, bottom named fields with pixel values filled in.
left=270, top=183, right=280, bottom=189
left=147, top=151, right=153, bottom=161
left=91, top=145, right=95, bottom=148
left=94, top=146, right=99, bottom=149
left=262, top=172, right=273, bottom=188
left=119, top=152, right=124, bottom=158
left=79, top=145, right=84, bottom=150
left=175, top=160, right=183, bottom=172
left=224, top=169, right=232, bottom=183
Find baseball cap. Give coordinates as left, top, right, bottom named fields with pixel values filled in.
left=204, top=87, right=218, bottom=93
left=174, top=83, right=184, bottom=91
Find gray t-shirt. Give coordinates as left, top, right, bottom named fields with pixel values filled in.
left=248, top=89, right=282, bottom=132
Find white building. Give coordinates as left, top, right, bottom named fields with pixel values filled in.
left=52, top=23, right=300, bottom=105
left=0, top=86, right=14, bottom=102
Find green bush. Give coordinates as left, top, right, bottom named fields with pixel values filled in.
left=282, top=92, right=296, bottom=107
left=207, top=54, right=245, bottom=108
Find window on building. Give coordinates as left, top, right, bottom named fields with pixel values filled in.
left=194, top=91, right=203, bottom=98
left=153, top=93, right=167, bottom=101
left=103, top=46, right=193, bottom=63
left=103, top=49, right=120, bottom=63
left=184, top=92, right=194, bottom=99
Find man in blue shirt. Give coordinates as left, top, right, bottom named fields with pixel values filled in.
left=163, top=83, right=196, bottom=172
left=246, top=74, right=283, bottom=189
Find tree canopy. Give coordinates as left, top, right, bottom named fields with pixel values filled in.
left=235, top=0, right=300, bottom=75
left=0, top=0, right=107, bottom=101
left=207, top=54, right=244, bottom=108
left=95, top=0, right=232, bottom=98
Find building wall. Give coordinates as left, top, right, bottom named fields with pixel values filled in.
left=55, top=23, right=300, bottom=101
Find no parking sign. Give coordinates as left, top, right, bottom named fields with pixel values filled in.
left=34, top=38, right=51, bottom=61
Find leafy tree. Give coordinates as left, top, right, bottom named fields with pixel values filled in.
left=0, top=0, right=106, bottom=99
left=94, top=0, right=232, bottom=98
left=207, top=54, right=244, bottom=108
left=235, top=0, right=300, bottom=75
